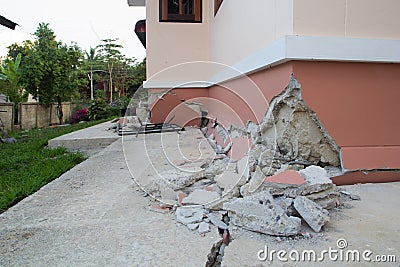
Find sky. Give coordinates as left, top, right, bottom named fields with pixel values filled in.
left=0, top=0, right=146, bottom=61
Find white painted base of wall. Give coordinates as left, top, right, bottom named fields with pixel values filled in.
left=143, top=35, right=400, bottom=89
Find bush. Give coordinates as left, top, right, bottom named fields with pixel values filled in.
left=69, top=108, right=89, bottom=124
left=87, top=91, right=120, bottom=120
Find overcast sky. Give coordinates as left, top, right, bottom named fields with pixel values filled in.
left=0, top=0, right=146, bottom=60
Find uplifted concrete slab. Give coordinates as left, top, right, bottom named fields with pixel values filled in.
left=0, top=129, right=220, bottom=266
left=222, top=182, right=400, bottom=266
left=47, top=121, right=120, bottom=155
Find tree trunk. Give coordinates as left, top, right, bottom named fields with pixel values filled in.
left=90, top=65, right=94, bottom=100
left=57, top=96, right=63, bottom=125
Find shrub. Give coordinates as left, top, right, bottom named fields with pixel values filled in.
left=69, top=108, right=89, bottom=124
left=88, top=91, right=120, bottom=120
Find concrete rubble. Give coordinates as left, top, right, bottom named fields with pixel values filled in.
left=294, top=196, right=329, bottom=232
left=175, top=207, right=229, bottom=235
left=138, top=77, right=348, bottom=241
left=128, top=76, right=362, bottom=264
left=223, top=190, right=302, bottom=236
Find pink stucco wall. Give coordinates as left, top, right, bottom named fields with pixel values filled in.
left=293, top=61, right=400, bottom=147
left=149, top=61, right=400, bottom=182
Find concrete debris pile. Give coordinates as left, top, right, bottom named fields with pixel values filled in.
left=223, top=165, right=337, bottom=236
left=140, top=76, right=357, bottom=240
left=174, top=75, right=346, bottom=236
left=175, top=207, right=229, bottom=234
left=201, top=75, right=341, bottom=175
left=147, top=156, right=344, bottom=237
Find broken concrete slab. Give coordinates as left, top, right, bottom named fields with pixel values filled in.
left=160, top=187, right=177, bottom=201
left=206, top=213, right=228, bottom=230
left=306, top=187, right=340, bottom=209
left=175, top=207, right=205, bottom=225
left=223, top=191, right=301, bottom=236
left=240, top=166, right=265, bottom=197
left=261, top=167, right=335, bottom=198
left=264, top=169, right=306, bottom=185
left=187, top=223, right=199, bottom=231
left=181, top=189, right=220, bottom=205
left=198, top=222, right=210, bottom=234
left=237, top=155, right=250, bottom=181
left=256, top=75, right=340, bottom=167
left=215, top=171, right=246, bottom=197
left=294, top=196, right=329, bottom=232
left=160, top=168, right=206, bottom=189
left=205, top=184, right=222, bottom=195
left=299, top=165, right=332, bottom=185
left=205, top=158, right=229, bottom=178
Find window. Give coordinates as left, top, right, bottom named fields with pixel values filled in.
left=214, top=0, right=223, bottom=16
left=160, top=0, right=202, bottom=23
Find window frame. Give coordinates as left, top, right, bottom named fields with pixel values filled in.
left=159, top=0, right=202, bottom=23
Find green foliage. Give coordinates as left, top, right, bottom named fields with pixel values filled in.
left=0, top=53, right=27, bottom=103
left=113, top=95, right=131, bottom=109
left=19, top=23, right=85, bottom=106
left=0, top=121, right=108, bottom=212
left=87, top=91, right=119, bottom=120
left=4, top=23, right=146, bottom=106
left=7, top=40, right=34, bottom=60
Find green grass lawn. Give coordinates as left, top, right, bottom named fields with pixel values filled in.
left=0, top=120, right=109, bottom=212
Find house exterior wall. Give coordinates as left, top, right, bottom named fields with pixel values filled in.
left=207, top=62, right=294, bottom=126
left=145, top=0, right=211, bottom=81
left=209, top=0, right=294, bottom=67
left=292, top=61, right=400, bottom=173
left=293, top=0, right=400, bottom=39
left=129, top=1, right=400, bottom=183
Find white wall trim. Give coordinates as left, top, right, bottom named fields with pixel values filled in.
left=144, top=35, right=400, bottom=88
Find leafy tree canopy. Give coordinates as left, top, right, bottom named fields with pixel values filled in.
left=19, top=23, right=85, bottom=106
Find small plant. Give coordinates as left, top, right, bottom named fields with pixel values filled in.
left=88, top=90, right=120, bottom=120
left=111, top=95, right=131, bottom=116
left=69, top=108, right=88, bottom=124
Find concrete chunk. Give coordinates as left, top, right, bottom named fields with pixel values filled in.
left=181, top=189, right=220, bottom=205
left=215, top=171, right=246, bottom=197
left=207, top=213, right=228, bottom=230
left=299, top=165, right=332, bottom=185
left=176, top=207, right=205, bottom=225
left=294, top=196, right=329, bottom=232
left=223, top=191, right=301, bottom=236
left=237, top=155, right=250, bottom=181
left=264, top=170, right=306, bottom=185
left=198, top=222, right=210, bottom=234
left=187, top=223, right=199, bottom=231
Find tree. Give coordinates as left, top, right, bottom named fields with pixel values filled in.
left=85, top=47, right=98, bottom=100
left=130, top=58, right=146, bottom=88
left=0, top=53, right=27, bottom=103
left=7, top=40, right=34, bottom=61
left=97, top=38, right=124, bottom=101
left=21, top=23, right=85, bottom=124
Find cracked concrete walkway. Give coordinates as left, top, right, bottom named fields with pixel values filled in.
left=1, top=122, right=399, bottom=266
left=0, top=125, right=219, bottom=266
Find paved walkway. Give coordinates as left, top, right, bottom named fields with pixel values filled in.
left=0, top=124, right=219, bottom=266
left=0, top=122, right=399, bottom=266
